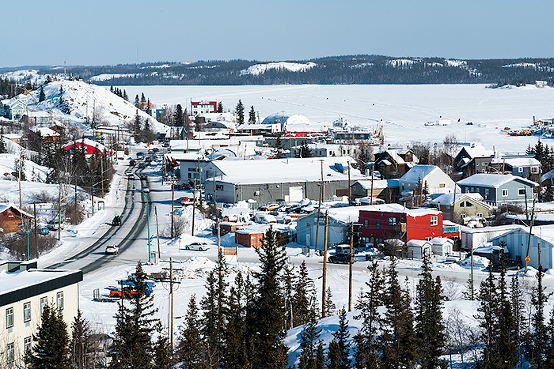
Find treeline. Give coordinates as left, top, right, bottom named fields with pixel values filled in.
left=25, top=56, right=554, bottom=86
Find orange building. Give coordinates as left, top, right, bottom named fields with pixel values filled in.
left=0, top=205, right=33, bottom=234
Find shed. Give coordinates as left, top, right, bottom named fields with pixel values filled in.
left=430, top=237, right=453, bottom=256
left=234, top=225, right=289, bottom=248
left=407, top=240, right=432, bottom=259
left=0, top=204, right=34, bottom=234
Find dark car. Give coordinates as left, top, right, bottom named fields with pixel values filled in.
left=112, top=215, right=121, bottom=226
left=129, top=160, right=136, bottom=166
left=328, top=253, right=356, bottom=264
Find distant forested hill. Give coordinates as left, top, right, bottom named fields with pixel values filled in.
left=8, top=55, right=554, bottom=86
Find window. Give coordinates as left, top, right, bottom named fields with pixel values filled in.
left=388, top=217, right=396, bottom=226
left=56, top=292, right=64, bottom=311
left=476, top=213, right=483, bottom=217
left=6, top=308, right=13, bottom=329
left=502, top=189, right=508, bottom=197
left=518, top=167, right=523, bottom=173
left=430, top=216, right=438, bottom=226
left=532, top=166, right=539, bottom=174
left=476, top=162, right=479, bottom=167
left=23, top=302, right=31, bottom=323
left=7, top=343, right=14, bottom=365
left=459, top=201, right=465, bottom=208
left=376, top=220, right=380, bottom=229
left=364, top=219, right=368, bottom=228
left=24, top=337, right=32, bottom=354
left=465, top=201, right=474, bottom=207
left=439, top=183, right=445, bottom=188
left=518, top=188, right=526, bottom=196
left=215, top=184, right=223, bottom=191
left=425, top=237, right=432, bottom=241
left=40, top=297, right=47, bottom=313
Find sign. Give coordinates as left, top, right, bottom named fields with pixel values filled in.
left=525, top=256, right=530, bottom=263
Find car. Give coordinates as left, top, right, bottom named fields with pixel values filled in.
left=139, top=173, right=148, bottom=180
left=328, top=253, right=355, bottom=264
left=136, top=152, right=145, bottom=159
left=129, top=159, right=136, bottom=166
left=178, top=196, right=194, bottom=205
left=184, top=241, right=210, bottom=251
left=105, top=245, right=119, bottom=255
left=111, top=215, right=122, bottom=226
left=143, top=187, right=150, bottom=193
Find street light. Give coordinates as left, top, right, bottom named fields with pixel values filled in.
left=13, top=214, right=30, bottom=261
left=137, top=188, right=151, bottom=263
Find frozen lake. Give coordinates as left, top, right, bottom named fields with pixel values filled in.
left=118, top=84, right=554, bottom=154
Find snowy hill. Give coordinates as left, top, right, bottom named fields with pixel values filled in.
left=25, top=80, right=170, bottom=134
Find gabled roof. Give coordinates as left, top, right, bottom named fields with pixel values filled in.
left=457, top=145, right=494, bottom=159
left=0, top=203, right=34, bottom=219
left=491, top=156, right=540, bottom=167
left=352, top=179, right=397, bottom=190
left=457, top=173, right=537, bottom=188
left=428, top=192, right=490, bottom=208
left=400, top=165, right=440, bottom=182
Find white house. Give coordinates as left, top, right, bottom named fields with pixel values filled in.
left=407, top=240, right=432, bottom=259
left=430, top=237, right=453, bottom=256
left=399, top=165, right=457, bottom=194
left=0, top=261, right=82, bottom=367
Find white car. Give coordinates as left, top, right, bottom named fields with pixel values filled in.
left=184, top=242, right=210, bottom=251
left=105, top=245, right=119, bottom=255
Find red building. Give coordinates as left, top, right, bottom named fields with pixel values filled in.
left=63, top=139, right=107, bottom=157
left=191, top=101, right=217, bottom=115
left=358, top=204, right=445, bottom=244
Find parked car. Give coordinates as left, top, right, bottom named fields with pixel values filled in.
left=129, top=160, right=136, bottom=166
left=178, top=196, right=194, bottom=205
left=184, top=241, right=210, bottom=251
left=143, top=187, right=150, bottom=193
left=105, top=245, right=119, bottom=255
left=136, top=152, right=145, bottom=159
left=328, top=253, right=356, bottom=264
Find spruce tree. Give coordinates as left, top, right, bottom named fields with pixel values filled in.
left=511, top=274, right=526, bottom=367
left=250, top=227, right=288, bottom=369
left=248, top=106, right=256, bottom=124
left=494, top=253, right=518, bottom=368
left=236, top=100, right=245, bottom=125
left=175, top=104, right=184, bottom=127
left=152, top=328, right=173, bottom=369
left=315, top=342, right=325, bottom=369
left=333, top=307, right=351, bottom=369
left=297, top=310, right=321, bottom=369
left=28, top=305, right=71, bottom=369
left=327, top=340, right=341, bottom=369
left=529, top=264, right=548, bottom=368
left=224, top=271, right=249, bottom=369
left=217, top=101, right=223, bottom=113
left=70, top=310, right=93, bottom=369
left=176, top=295, right=204, bottom=369
left=414, top=254, right=446, bottom=369
left=353, top=262, right=383, bottom=369
left=324, top=287, right=336, bottom=318
left=283, top=265, right=296, bottom=330
left=272, top=134, right=286, bottom=159
left=39, top=86, right=46, bottom=102
left=475, top=268, right=498, bottom=368
left=135, top=95, right=140, bottom=108
left=109, top=262, right=159, bottom=369
left=293, top=261, right=315, bottom=327
left=0, top=131, right=7, bottom=154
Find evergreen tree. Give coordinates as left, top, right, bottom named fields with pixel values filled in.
left=272, top=134, right=286, bottom=159
left=510, top=274, right=526, bottom=367
left=283, top=265, right=296, bottom=330
left=134, top=109, right=142, bottom=140
left=296, top=140, right=312, bottom=158
left=109, top=262, right=159, bottom=369
left=422, top=181, right=430, bottom=203
left=217, top=101, right=223, bottom=113
left=146, top=98, right=152, bottom=116
left=475, top=268, right=498, bottom=368
left=39, top=86, right=46, bottom=102
left=141, top=93, right=146, bottom=107
left=414, top=254, right=446, bottom=369
left=380, top=257, right=417, bottom=369
left=200, top=249, right=228, bottom=369
left=224, top=271, right=249, bottom=369
left=327, top=340, right=341, bottom=369
left=175, top=104, right=184, bottom=127
left=529, top=264, right=548, bottom=368
left=250, top=227, right=288, bottom=369
left=293, top=261, right=315, bottom=327
left=123, top=90, right=129, bottom=101
left=297, top=311, right=321, bottom=369
left=135, top=95, right=140, bottom=108
left=152, top=328, right=173, bottom=369
left=28, top=305, right=71, bottom=369
left=236, top=100, right=245, bottom=125
left=176, top=295, right=204, bottom=369
left=248, top=106, right=256, bottom=124
left=495, top=253, right=518, bottom=368
left=315, top=342, right=325, bottom=369
left=324, top=287, right=336, bottom=317
left=333, top=307, right=351, bottom=369
left=70, top=310, right=93, bottom=369
left=0, top=131, right=7, bottom=154
left=353, top=262, right=383, bottom=369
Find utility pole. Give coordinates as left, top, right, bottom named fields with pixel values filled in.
left=33, top=203, right=37, bottom=258
left=315, top=160, right=323, bottom=253
left=169, top=257, right=174, bottom=348
left=101, top=157, right=104, bottom=198
left=348, top=162, right=351, bottom=205
left=322, top=211, right=329, bottom=318
left=155, top=206, right=160, bottom=261
left=18, top=159, right=22, bottom=209
left=348, top=222, right=354, bottom=312
left=171, top=178, right=175, bottom=239
left=58, top=181, right=62, bottom=240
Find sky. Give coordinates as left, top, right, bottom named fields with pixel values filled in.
left=3, top=0, right=554, bottom=68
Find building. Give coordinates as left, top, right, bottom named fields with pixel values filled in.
left=459, top=224, right=522, bottom=250
left=457, top=173, right=537, bottom=207
left=373, top=149, right=419, bottom=179
left=350, top=179, right=400, bottom=203
left=0, top=261, right=83, bottom=367
left=399, top=165, right=457, bottom=195
left=296, top=206, right=361, bottom=249
left=407, top=240, right=432, bottom=259
left=204, top=157, right=365, bottom=205
left=454, top=143, right=494, bottom=178
left=490, top=155, right=541, bottom=181
left=289, top=143, right=359, bottom=158
left=0, top=204, right=34, bottom=234
left=1, top=95, right=28, bottom=120
left=488, top=225, right=554, bottom=270
left=234, top=224, right=289, bottom=248
left=63, top=138, right=107, bottom=157
left=427, top=192, right=493, bottom=223
left=191, top=101, right=217, bottom=115
left=358, top=204, right=452, bottom=244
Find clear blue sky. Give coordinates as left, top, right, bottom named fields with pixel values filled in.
left=3, top=0, right=553, bottom=67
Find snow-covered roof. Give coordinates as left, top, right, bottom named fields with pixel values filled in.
left=358, top=203, right=441, bottom=217
left=352, top=179, right=398, bottom=190
left=461, top=145, right=494, bottom=158
left=31, top=126, right=59, bottom=137
left=212, top=157, right=364, bottom=185
left=0, top=203, right=33, bottom=218
left=400, top=165, right=439, bottom=182
left=428, top=192, right=485, bottom=205
left=64, top=138, right=106, bottom=151
left=0, top=267, right=80, bottom=296
left=430, top=237, right=454, bottom=246
left=491, top=156, right=540, bottom=167
left=457, top=173, right=537, bottom=188
left=407, top=239, right=431, bottom=247
left=235, top=223, right=289, bottom=234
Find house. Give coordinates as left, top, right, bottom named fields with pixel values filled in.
left=490, top=155, right=541, bottom=181
left=63, top=138, right=107, bottom=157
left=204, top=157, right=366, bottom=205
left=453, top=143, right=494, bottom=178
left=456, top=174, right=537, bottom=207
left=234, top=224, right=289, bottom=248
left=27, top=111, right=54, bottom=125
left=460, top=224, right=522, bottom=250
left=289, top=143, right=360, bottom=158
left=399, top=165, right=457, bottom=196
left=30, top=126, right=61, bottom=143
left=262, top=114, right=312, bottom=133
left=237, top=123, right=281, bottom=135
left=296, top=206, right=362, bottom=249
left=0, top=261, right=83, bottom=367
left=427, top=192, right=493, bottom=223
left=2, top=95, right=28, bottom=120
left=350, top=179, right=400, bottom=203
left=0, top=204, right=34, bottom=234
left=191, top=101, right=217, bottom=115
left=488, top=225, right=554, bottom=270
left=407, top=240, right=432, bottom=259
left=430, top=237, right=453, bottom=256
left=373, top=149, right=419, bottom=179
left=358, top=204, right=447, bottom=244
